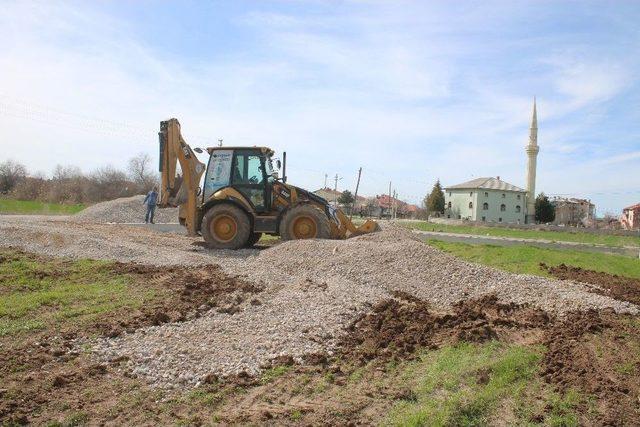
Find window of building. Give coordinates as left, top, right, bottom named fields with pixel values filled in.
left=469, top=191, right=473, bottom=197
left=469, top=202, right=473, bottom=209
left=482, top=216, right=486, bottom=221
left=502, top=193, right=506, bottom=198
left=457, top=215, right=461, bottom=219
left=484, top=192, right=488, bottom=197
left=483, top=202, right=488, bottom=210
left=449, top=192, right=451, bottom=197
left=517, top=194, right=521, bottom=200
left=516, top=205, right=521, bottom=213
left=500, top=204, right=506, bottom=211
left=499, top=217, right=502, bottom=222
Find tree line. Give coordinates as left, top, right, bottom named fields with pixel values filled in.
left=0, top=153, right=158, bottom=204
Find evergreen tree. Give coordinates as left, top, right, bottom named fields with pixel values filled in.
left=535, top=192, right=555, bottom=223
left=424, top=179, right=445, bottom=214
left=338, top=190, right=355, bottom=205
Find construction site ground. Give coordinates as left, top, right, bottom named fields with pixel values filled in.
left=1, top=198, right=640, bottom=425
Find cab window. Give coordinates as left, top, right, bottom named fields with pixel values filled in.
left=232, top=153, right=264, bottom=184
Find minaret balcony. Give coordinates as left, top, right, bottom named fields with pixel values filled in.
left=526, top=146, right=539, bottom=155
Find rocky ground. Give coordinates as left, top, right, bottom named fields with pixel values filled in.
left=1, top=199, right=640, bottom=425
left=0, top=210, right=637, bottom=390
left=72, top=195, right=179, bottom=224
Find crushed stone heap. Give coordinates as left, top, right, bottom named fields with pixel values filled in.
left=73, top=195, right=178, bottom=224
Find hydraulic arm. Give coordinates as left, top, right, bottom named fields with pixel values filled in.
left=158, top=118, right=205, bottom=236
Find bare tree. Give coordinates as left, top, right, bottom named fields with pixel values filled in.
left=46, top=164, right=85, bottom=203
left=91, top=165, right=132, bottom=201
left=12, top=172, right=47, bottom=200
left=52, top=164, right=82, bottom=182
left=128, top=153, right=157, bottom=192
left=0, top=160, right=27, bottom=193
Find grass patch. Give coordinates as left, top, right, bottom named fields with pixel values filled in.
left=260, top=365, right=290, bottom=384
left=428, top=240, right=640, bottom=279
left=0, top=249, right=155, bottom=337
left=0, top=199, right=85, bottom=215
left=258, top=234, right=280, bottom=243
left=387, top=342, right=582, bottom=426
left=406, top=221, right=640, bottom=248
left=388, top=341, right=544, bottom=426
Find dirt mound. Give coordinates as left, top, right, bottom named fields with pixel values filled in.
left=541, top=310, right=640, bottom=425
left=95, top=263, right=262, bottom=337
left=542, top=262, right=640, bottom=306
left=340, top=294, right=550, bottom=364
left=73, top=195, right=178, bottom=223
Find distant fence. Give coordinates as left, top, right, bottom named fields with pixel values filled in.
left=426, top=217, right=640, bottom=238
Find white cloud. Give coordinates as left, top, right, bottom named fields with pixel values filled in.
left=0, top=1, right=638, bottom=212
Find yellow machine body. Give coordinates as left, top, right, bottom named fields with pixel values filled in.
left=158, top=118, right=379, bottom=248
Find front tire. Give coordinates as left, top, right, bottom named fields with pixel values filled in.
left=201, top=204, right=251, bottom=249
left=280, top=204, right=331, bottom=241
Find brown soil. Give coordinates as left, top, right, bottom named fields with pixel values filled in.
left=216, top=295, right=640, bottom=426
left=541, top=310, right=640, bottom=425
left=100, top=262, right=262, bottom=336
left=541, top=262, right=640, bottom=305
left=340, top=294, right=549, bottom=364
left=214, top=295, right=553, bottom=425
left=2, top=253, right=639, bottom=425
left=0, top=255, right=262, bottom=425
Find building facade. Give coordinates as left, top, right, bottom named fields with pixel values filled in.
left=444, top=98, right=539, bottom=225
left=621, top=203, right=640, bottom=230
left=551, top=197, right=595, bottom=226
left=444, top=177, right=527, bottom=224
left=313, top=187, right=366, bottom=208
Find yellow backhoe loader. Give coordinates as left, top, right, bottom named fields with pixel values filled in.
left=157, top=118, right=379, bottom=249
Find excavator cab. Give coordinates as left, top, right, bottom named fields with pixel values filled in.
left=202, top=147, right=274, bottom=213
left=158, top=118, right=379, bottom=249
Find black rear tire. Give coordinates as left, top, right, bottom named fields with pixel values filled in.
left=201, top=204, right=251, bottom=249
left=280, top=204, right=331, bottom=241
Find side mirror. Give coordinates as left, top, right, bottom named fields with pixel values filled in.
left=194, top=147, right=203, bottom=153
left=276, top=159, right=282, bottom=169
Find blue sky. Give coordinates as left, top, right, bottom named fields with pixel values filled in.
left=1, top=1, right=639, bottom=213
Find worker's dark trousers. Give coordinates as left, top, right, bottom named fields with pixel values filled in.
left=145, top=205, right=155, bottom=223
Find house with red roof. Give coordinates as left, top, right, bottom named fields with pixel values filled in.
left=621, top=203, right=640, bottom=230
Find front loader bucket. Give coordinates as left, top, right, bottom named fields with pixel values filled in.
left=351, top=219, right=381, bottom=236
left=333, top=208, right=381, bottom=238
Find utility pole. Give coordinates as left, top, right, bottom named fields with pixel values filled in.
left=351, top=167, right=362, bottom=220
left=218, top=138, right=223, bottom=147
left=388, top=181, right=392, bottom=220
left=324, top=173, right=328, bottom=189
left=333, top=174, right=342, bottom=206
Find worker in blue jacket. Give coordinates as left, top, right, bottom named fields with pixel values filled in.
left=143, top=187, right=158, bottom=224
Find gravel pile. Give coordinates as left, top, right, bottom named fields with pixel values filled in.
left=73, top=195, right=178, bottom=224
left=0, top=215, right=636, bottom=389
left=86, top=227, right=637, bottom=389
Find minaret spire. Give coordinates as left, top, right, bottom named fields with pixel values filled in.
left=525, top=97, right=539, bottom=224
left=530, top=96, right=537, bottom=135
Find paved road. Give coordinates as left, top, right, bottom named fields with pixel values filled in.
left=413, top=230, right=640, bottom=258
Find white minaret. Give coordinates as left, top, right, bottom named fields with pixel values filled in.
left=525, top=97, right=539, bottom=224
